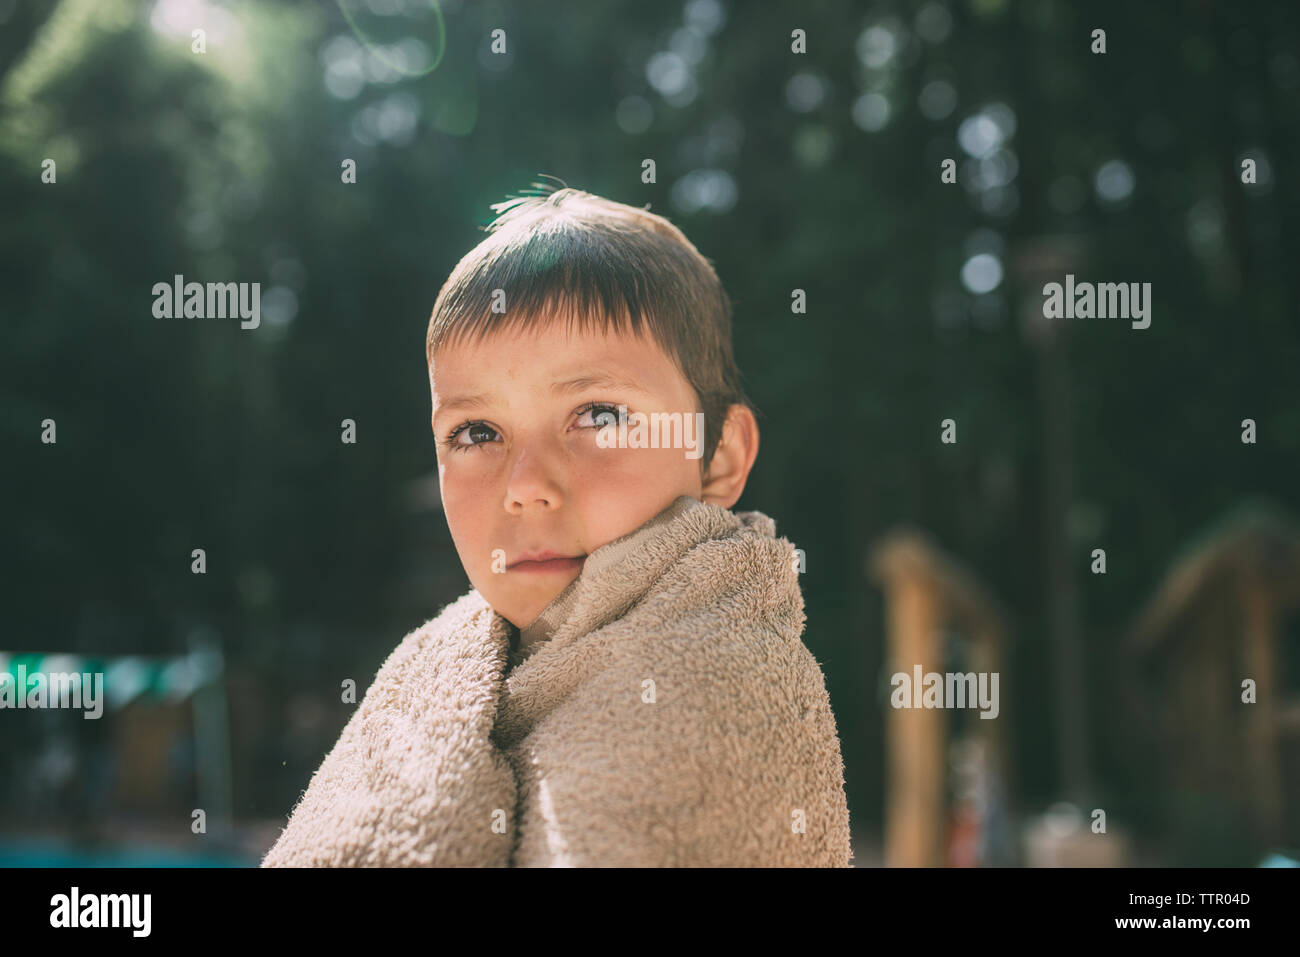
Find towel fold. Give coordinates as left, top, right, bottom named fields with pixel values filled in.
left=261, top=494, right=853, bottom=867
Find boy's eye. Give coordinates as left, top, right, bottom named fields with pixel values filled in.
left=446, top=421, right=499, bottom=451
left=576, top=402, right=626, bottom=430
left=444, top=403, right=626, bottom=453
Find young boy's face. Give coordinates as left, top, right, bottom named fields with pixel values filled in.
left=429, top=317, right=710, bottom=629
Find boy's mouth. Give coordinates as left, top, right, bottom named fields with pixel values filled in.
left=507, top=551, right=586, bottom=574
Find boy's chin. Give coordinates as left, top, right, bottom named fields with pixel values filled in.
left=469, top=559, right=586, bottom=626
left=491, top=585, right=570, bottom=630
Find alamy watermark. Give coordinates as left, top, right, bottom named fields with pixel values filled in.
left=890, top=665, right=999, bottom=719
left=50, top=887, right=151, bottom=937
left=594, top=404, right=706, bottom=460
left=1042, top=274, right=1151, bottom=329
left=152, top=274, right=260, bottom=329
left=0, top=664, right=103, bottom=719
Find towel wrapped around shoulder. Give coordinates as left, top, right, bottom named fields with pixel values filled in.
left=261, top=495, right=853, bottom=867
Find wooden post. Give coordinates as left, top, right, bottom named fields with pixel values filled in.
left=871, top=530, right=1011, bottom=867
left=884, top=572, right=945, bottom=867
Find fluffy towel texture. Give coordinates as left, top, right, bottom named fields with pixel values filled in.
left=261, top=494, right=853, bottom=867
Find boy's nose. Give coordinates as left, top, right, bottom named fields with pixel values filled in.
left=503, top=447, right=565, bottom=513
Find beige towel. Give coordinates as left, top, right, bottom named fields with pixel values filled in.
left=261, top=494, right=853, bottom=866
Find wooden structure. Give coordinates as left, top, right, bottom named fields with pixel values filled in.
left=867, top=528, right=1011, bottom=867
left=1125, top=502, right=1300, bottom=855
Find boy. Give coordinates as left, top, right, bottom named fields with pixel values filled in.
left=262, top=184, right=852, bottom=867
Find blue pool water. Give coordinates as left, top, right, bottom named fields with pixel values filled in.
left=0, top=841, right=253, bottom=867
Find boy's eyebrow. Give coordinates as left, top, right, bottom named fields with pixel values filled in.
left=550, top=371, right=651, bottom=397
left=433, top=372, right=651, bottom=423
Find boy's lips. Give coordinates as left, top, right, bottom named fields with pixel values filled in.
left=507, top=551, right=586, bottom=573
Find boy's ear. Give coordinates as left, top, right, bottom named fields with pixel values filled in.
left=700, top=404, right=759, bottom=510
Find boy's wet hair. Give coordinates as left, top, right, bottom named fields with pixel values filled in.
left=426, top=180, right=756, bottom=473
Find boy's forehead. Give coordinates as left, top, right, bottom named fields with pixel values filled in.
left=432, top=320, right=673, bottom=383
left=429, top=320, right=693, bottom=413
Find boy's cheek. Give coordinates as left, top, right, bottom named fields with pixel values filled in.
left=439, top=468, right=484, bottom=514
left=584, top=440, right=678, bottom=470
left=441, top=507, right=489, bottom=575
left=587, top=444, right=697, bottom=486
